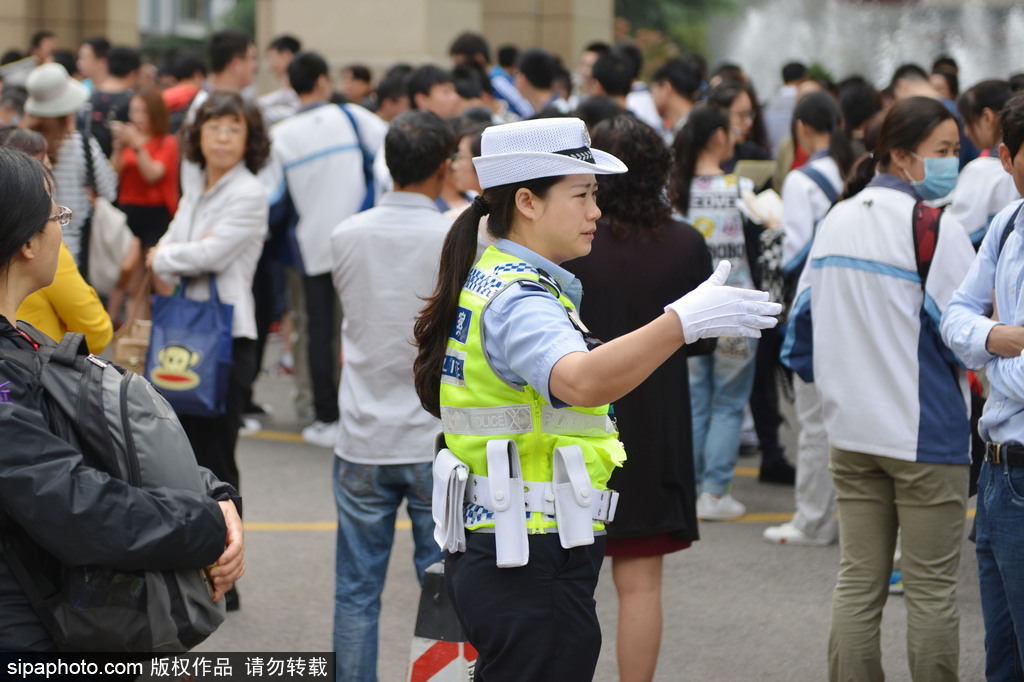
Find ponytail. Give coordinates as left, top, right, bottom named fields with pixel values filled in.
left=413, top=207, right=484, bottom=418
left=671, top=103, right=728, bottom=215
left=838, top=153, right=877, bottom=201
left=413, top=175, right=563, bottom=418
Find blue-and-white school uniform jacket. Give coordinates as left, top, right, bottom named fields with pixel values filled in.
left=779, top=151, right=842, bottom=281
left=782, top=175, right=975, bottom=464
left=946, top=151, right=1020, bottom=248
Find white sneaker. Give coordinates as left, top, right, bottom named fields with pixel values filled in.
left=697, top=492, right=746, bottom=521
left=763, top=521, right=835, bottom=546
left=302, top=420, right=338, bottom=448
left=238, top=417, right=262, bottom=437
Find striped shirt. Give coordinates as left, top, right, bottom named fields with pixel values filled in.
left=52, top=130, right=118, bottom=264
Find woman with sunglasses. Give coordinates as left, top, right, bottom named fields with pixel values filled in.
left=0, top=145, right=243, bottom=650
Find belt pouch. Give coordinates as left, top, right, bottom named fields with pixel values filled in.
left=487, top=439, right=528, bottom=568
left=432, top=432, right=468, bottom=553
left=552, top=445, right=596, bottom=549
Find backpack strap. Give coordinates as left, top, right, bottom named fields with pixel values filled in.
left=798, top=166, right=839, bottom=204
left=912, top=201, right=943, bottom=288
left=997, top=202, right=1024, bottom=257
left=338, top=104, right=376, bottom=212
left=50, top=332, right=90, bottom=367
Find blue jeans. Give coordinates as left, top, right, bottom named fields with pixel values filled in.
left=333, top=457, right=442, bottom=682
left=976, top=458, right=1024, bottom=681
left=689, top=338, right=758, bottom=496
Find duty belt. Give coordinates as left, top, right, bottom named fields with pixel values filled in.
left=464, top=474, right=619, bottom=522
left=985, top=442, right=1024, bottom=467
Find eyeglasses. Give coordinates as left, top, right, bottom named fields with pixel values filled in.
left=49, top=206, right=72, bottom=228
left=201, top=122, right=245, bottom=137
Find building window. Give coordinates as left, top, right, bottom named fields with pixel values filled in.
left=180, top=0, right=208, bottom=22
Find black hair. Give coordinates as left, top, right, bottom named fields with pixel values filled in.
left=552, top=60, right=571, bottom=101
left=267, top=35, right=301, bottom=55
left=684, top=52, right=708, bottom=84
left=30, top=31, right=55, bottom=50
left=0, top=87, right=27, bottom=118
left=344, top=64, right=372, bottom=83
left=0, top=127, right=46, bottom=159
left=287, top=51, right=328, bottom=95
left=670, top=103, right=729, bottom=214
left=448, top=32, right=490, bottom=64
left=81, top=36, right=110, bottom=61
left=584, top=42, right=611, bottom=56
left=932, top=69, right=959, bottom=99
left=183, top=90, right=270, bottom=174
left=574, top=96, right=626, bottom=131
left=457, top=108, right=493, bottom=128
left=1000, top=91, right=1024, bottom=160
left=889, top=63, right=929, bottom=89
left=386, top=63, right=414, bottom=80
left=207, top=28, right=252, bottom=74
left=713, top=62, right=745, bottom=85
left=377, top=71, right=409, bottom=103
left=957, top=79, right=1012, bottom=127
left=792, top=91, right=854, bottom=177
left=837, top=76, right=880, bottom=136
left=497, top=45, right=518, bottom=69
left=1010, top=74, right=1024, bottom=94
left=781, top=61, right=807, bottom=83
left=413, top=175, right=562, bottom=417
left=840, top=96, right=955, bottom=201
left=652, top=57, right=701, bottom=101
left=0, top=146, right=54, bottom=279
left=0, top=50, right=23, bottom=66
left=406, top=65, right=454, bottom=107
left=591, top=114, right=672, bottom=239
left=452, top=62, right=489, bottom=100
left=384, top=110, right=455, bottom=187
left=107, top=46, right=140, bottom=78
left=173, top=51, right=206, bottom=81
left=50, top=51, right=77, bottom=78
left=591, top=50, right=632, bottom=97
left=615, top=44, right=643, bottom=81
left=517, top=48, right=557, bottom=90
left=933, top=55, right=958, bottom=74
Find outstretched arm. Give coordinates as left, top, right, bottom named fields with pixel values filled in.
left=550, top=261, right=780, bottom=407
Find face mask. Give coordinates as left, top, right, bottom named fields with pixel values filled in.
left=904, top=153, right=959, bottom=200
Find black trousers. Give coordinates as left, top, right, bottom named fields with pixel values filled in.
left=446, top=532, right=605, bottom=682
left=750, top=326, right=786, bottom=471
left=302, top=273, right=340, bottom=424
left=179, top=337, right=257, bottom=516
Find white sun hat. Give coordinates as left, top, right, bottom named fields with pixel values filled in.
left=473, top=117, right=627, bottom=189
left=24, top=63, right=89, bottom=118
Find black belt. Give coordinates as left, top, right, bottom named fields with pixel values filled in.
left=985, top=442, right=1024, bottom=466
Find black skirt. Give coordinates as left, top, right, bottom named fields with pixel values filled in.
left=120, top=203, right=171, bottom=249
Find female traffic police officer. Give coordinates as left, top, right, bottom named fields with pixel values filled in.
left=413, top=117, right=782, bottom=680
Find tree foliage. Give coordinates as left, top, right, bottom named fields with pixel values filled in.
left=614, top=0, right=737, bottom=54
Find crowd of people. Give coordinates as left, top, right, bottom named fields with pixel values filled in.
left=0, top=20, right=1023, bottom=682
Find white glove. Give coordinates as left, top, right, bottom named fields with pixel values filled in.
left=665, top=261, right=783, bottom=341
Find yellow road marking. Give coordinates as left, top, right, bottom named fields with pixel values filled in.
left=242, top=429, right=306, bottom=443
left=245, top=509, right=974, bottom=531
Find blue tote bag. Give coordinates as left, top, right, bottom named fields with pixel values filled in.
left=145, top=276, right=234, bottom=417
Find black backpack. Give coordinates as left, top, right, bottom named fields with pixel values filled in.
left=0, top=327, right=227, bottom=652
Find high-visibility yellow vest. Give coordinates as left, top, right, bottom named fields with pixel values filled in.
left=439, top=246, right=626, bottom=532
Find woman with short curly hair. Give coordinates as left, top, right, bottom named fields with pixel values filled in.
left=147, top=92, right=269, bottom=612
left=567, top=113, right=713, bottom=682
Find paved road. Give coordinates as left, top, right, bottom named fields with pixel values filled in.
left=194, top=347, right=986, bottom=681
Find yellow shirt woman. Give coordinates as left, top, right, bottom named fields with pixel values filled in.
left=17, top=242, right=113, bottom=353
